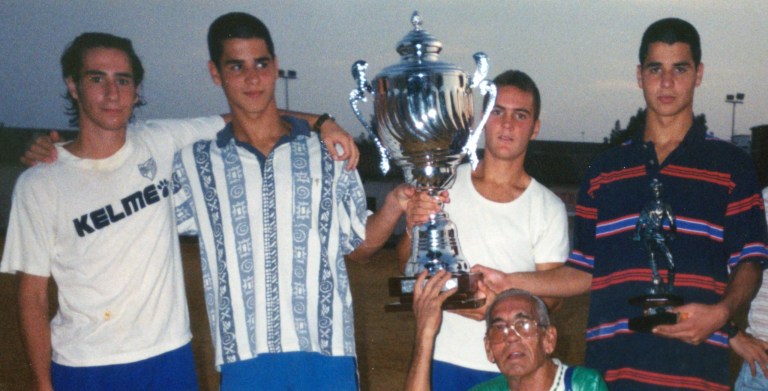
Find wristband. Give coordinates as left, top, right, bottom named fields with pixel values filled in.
left=312, top=113, right=335, bottom=132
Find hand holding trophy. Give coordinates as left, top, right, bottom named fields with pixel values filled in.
left=349, top=11, right=496, bottom=311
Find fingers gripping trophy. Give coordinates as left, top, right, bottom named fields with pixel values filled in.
left=628, top=178, right=684, bottom=332
left=349, top=11, right=497, bottom=311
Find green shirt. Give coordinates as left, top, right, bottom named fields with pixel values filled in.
left=469, top=359, right=608, bottom=391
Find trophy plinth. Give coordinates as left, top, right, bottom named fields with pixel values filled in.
left=628, top=293, right=684, bottom=332
left=349, top=11, right=496, bottom=312
left=384, top=273, right=486, bottom=312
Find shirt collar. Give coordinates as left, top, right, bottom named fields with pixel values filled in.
left=215, top=115, right=312, bottom=150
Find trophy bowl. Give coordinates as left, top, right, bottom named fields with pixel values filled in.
left=349, top=11, right=496, bottom=311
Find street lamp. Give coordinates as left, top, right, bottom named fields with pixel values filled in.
left=278, top=69, right=297, bottom=110
left=725, top=92, right=745, bottom=141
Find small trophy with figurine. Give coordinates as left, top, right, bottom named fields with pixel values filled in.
left=628, top=179, right=684, bottom=332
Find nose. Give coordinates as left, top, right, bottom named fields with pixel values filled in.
left=105, top=79, right=119, bottom=100
left=660, top=70, right=673, bottom=88
left=244, top=67, right=260, bottom=84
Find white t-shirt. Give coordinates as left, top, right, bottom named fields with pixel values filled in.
left=433, top=163, right=570, bottom=371
left=0, top=116, right=224, bottom=366
left=746, top=187, right=768, bottom=340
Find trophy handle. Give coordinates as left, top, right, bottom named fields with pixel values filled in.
left=349, top=60, right=391, bottom=173
left=465, top=52, right=497, bottom=169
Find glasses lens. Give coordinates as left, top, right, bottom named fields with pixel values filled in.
left=514, top=318, right=538, bottom=338
left=488, top=323, right=508, bottom=344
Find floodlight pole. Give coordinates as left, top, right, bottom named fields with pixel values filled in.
left=725, top=93, right=745, bottom=141
left=278, top=69, right=298, bottom=110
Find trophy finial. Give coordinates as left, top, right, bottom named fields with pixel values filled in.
left=411, top=11, right=422, bottom=31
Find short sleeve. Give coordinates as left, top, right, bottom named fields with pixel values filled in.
left=0, top=172, right=55, bottom=276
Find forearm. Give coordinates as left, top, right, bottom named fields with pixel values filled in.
left=347, top=191, right=404, bottom=263
left=396, top=231, right=412, bottom=273
left=719, top=261, right=762, bottom=322
left=506, top=265, right=592, bottom=298
left=404, top=329, right=435, bottom=391
left=18, top=274, right=53, bottom=390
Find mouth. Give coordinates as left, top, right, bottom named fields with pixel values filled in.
left=657, top=95, right=675, bottom=104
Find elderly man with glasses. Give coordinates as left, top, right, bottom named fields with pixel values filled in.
left=405, top=270, right=607, bottom=391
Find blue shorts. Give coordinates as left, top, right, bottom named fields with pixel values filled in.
left=735, top=361, right=768, bottom=391
left=51, top=343, right=197, bottom=391
left=220, top=352, right=358, bottom=391
left=431, top=360, right=499, bottom=391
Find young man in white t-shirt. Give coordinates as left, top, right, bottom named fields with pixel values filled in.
left=398, top=70, right=569, bottom=390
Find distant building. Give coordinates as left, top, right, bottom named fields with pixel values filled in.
left=732, top=134, right=751, bottom=155
left=752, top=125, right=768, bottom=188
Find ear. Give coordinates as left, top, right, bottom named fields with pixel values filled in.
left=636, top=64, right=643, bottom=89
left=65, top=77, right=79, bottom=101
left=542, top=326, right=557, bottom=355
left=484, top=337, right=496, bottom=364
left=530, top=119, right=541, bottom=141
left=695, top=62, right=704, bottom=87
left=208, top=60, right=222, bottom=86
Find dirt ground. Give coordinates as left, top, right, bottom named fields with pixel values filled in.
left=0, top=235, right=740, bottom=390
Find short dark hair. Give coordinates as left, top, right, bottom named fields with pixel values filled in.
left=207, top=12, right=275, bottom=67
left=484, top=70, right=541, bottom=121
left=60, top=32, right=145, bottom=127
left=639, top=18, right=701, bottom=66
left=484, top=289, right=551, bottom=329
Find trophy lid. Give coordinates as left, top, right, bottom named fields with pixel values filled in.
left=378, top=11, right=463, bottom=77
left=396, top=12, right=442, bottom=61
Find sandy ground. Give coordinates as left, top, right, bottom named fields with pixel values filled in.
left=0, top=235, right=740, bottom=390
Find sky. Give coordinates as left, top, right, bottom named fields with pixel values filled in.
left=1, top=1, right=766, bottom=143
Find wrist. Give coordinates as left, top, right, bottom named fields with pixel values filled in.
left=312, top=113, right=335, bottom=133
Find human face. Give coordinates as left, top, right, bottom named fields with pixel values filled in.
left=484, top=296, right=556, bottom=378
left=65, top=47, right=138, bottom=133
left=209, top=38, right=278, bottom=118
left=483, top=86, right=540, bottom=162
left=637, top=42, right=703, bottom=121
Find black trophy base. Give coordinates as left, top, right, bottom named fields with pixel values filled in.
left=384, top=272, right=486, bottom=312
left=628, top=293, right=684, bottom=333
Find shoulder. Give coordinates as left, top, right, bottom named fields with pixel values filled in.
left=698, top=135, right=754, bottom=168
left=468, top=374, right=507, bottom=391
left=570, top=365, right=609, bottom=389
left=528, top=179, right=565, bottom=207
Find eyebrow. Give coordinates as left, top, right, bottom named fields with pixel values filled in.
left=83, top=70, right=133, bottom=79
left=494, top=106, right=531, bottom=115
left=643, top=61, right=693, bottom=69
left=491, top=312, right=533, bottom=323
left=223, top=56, right=272, bottom=65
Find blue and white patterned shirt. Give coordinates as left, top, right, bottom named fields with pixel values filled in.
left=172, top=116, right=368, bottom=368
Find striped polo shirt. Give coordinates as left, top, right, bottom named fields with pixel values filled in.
left=566, top=120, right=768, bottom=390
left=172, top=116, right=368, bottom=368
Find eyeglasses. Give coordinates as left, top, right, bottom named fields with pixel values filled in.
left=486, top=318, right=546, bottom=344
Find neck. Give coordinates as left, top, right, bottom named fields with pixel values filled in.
left=477, top=155, right=529, bottom=186
left=643, top=112, right=693, bottom=163
left=506, top=358, right=558, bottom=391
left=65, top=123, right=127, bottom=159
left=230, top=107, right=289, bottom=155
left=471, top=157, right=531, bottom=203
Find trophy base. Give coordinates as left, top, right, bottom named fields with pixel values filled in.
left=628, top=293, right=684, bottom=333
left=384, top=272, right=485, bottom=312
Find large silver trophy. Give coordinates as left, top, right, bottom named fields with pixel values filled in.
left=628, top=179, right=684, bottom=332
left=349, top=11, right=496, bottom=311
